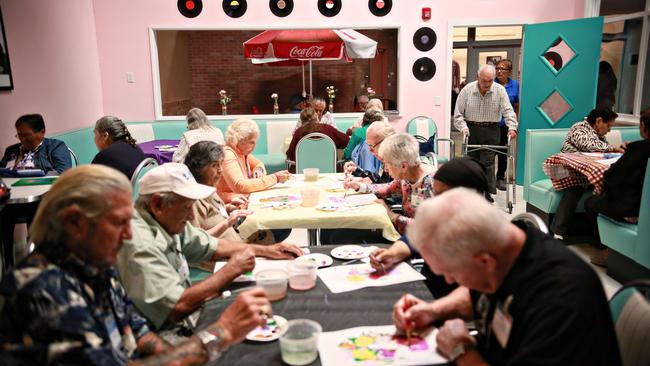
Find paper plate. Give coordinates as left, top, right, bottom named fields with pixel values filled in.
left=272, top=202, right=298, bottom=210
left=315, top=203, right=339, bottom=212
left=297, top=253, right=333, bottom=268
left=246, top=315, right=287, bottom=342
left=330, top=245, right=368, bottom=260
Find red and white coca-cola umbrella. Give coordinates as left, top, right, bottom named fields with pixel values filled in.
left=243, top=29, right=377, bottom=96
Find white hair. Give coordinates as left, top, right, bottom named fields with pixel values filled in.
left=377, top=132, right=420, bottom=167
left=225, top=118, right=259, bottom=146
left=366, top=98, right=384, bottom=112
left=477, top=64, right=496, bottom=78
left=366, top=121, right=395, bottom=141
left=407, top=187, right=511, bottom=264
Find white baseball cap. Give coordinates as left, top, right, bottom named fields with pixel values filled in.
left=138, top=163, right=215, bottom=200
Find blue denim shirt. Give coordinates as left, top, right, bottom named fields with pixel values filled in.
left=1, top=137, right=72, bottom=173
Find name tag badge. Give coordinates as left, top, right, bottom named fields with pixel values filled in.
left=491, top=304, right=513, bottom=349
left=104, top=313, right=123, bottom=351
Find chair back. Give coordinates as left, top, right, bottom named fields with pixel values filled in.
left=131, top=158, right=158, bottom=199
left=407, top=116, right=437, bottom=153
left=421, top=152, right=439, bottom=170
left=511, top=212, right=549, bottom=234
left=68, top=147, right=80, bottom=167
left=609, top=280, right=650, bottom=366
left=296, top=133, right=337, bottom=173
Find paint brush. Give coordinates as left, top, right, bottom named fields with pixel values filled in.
left=403, top=297, right=414, bottom=345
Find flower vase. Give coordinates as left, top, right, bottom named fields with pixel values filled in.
left=273, top=103, right=279, bottom=114
left=221, top=105, right=228, bottom=115
left=328, top=101, right=334, bottom=113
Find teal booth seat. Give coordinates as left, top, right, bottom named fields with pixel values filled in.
left=49, top=117, right=360, bottom=174
left=608, top=280, right=650, bottom=366
left=524, top=126, right=641, bottom=216
left=597, top=158, right=650, bottom=270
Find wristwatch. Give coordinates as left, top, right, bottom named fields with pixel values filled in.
left=196, top=326, right=225, bottom=362
left=448, top=342, right=475, bottom=362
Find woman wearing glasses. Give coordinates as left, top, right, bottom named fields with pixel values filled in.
left=494, top=59, right=519, bottom=191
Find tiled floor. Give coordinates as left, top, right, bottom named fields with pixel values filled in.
left=286, top=182, right=622, bottom=298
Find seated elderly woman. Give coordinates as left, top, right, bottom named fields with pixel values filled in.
left=369, top=157, right=489, bottom=297
left=286, top=107, right=349, bottom=173
left=185, top=140, right=276, bottom=244
left=342, top=109, right=386, bottom=160
left=217, top=118, right=291, bottom=204
left=551, top=107, right=626, bottom=239
left=344, top=132, right=436, bottom=234
left=92, top=115, right=145, bottom=178
left=172, top=107, right=224, bottom=163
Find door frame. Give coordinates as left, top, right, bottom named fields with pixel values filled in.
left=445, top=19, right=531, bottom=142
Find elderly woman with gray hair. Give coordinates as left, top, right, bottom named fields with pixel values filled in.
left=172, top=107, right=224, bottom=163
left=92, top=115, right=145, bottom=178
left=217, top=118, right=291, bottom=204
left=185, top=141, right=276, bottom=244
left=344, top=132, right=437, bottom=234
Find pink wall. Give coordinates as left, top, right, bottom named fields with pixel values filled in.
left=0, top=0, right=103, bottom=151
left=0, top=0, right=585, bottom=152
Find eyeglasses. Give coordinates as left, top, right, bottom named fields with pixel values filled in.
left=495, top=67, right=511, bottom=71
left=368, top=139, right=383, bottom=150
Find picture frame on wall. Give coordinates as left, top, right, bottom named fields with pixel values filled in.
left=0, top=6, right=14, bottom=90
left=486, top=56, right=502, bottom=66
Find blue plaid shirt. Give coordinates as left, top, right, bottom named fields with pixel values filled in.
left=0, top=242, right=150, bottom=365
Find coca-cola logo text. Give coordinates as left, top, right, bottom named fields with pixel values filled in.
left=289, top=46, right=324, bottom=58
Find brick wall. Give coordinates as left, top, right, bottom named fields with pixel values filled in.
left=181, top=29, right=397, bottom=116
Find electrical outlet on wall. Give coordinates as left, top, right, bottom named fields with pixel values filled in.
left=126, top=72, right=135, bottom=83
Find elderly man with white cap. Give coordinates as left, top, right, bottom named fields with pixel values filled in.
left=116, top=163, right=302, bottom=338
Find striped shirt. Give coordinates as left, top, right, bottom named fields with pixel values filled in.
left=454, top=80, right=518, bottom=131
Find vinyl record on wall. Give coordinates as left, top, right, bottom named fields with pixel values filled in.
left=223, top=0, right=247, bottom=18
left=368, top=0, right=392, bottom=17
left=178, top=0, right=203, bottom=18
left=318, top=0, right=342, bottom=17
left=412, top=57, right=436, bottom=81
left=413, top=27, right=437, bottom=52
left=270, top=0, right=293, bottom=17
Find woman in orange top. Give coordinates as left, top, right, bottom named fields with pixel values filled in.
left=217, top=118, right=291, bottom=203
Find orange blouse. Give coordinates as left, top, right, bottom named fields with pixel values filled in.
left=217, top=145, right=278, bottom=203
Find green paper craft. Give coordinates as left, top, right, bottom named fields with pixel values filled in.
left=12, top=177, right=57, bottom=186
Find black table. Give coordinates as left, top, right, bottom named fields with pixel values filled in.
left=196, top=245, right=436, bottom=366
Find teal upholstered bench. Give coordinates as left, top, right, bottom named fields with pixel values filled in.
left=523, top=126, right=641, bottom=218
left=51, top=117, right=360, bottom=173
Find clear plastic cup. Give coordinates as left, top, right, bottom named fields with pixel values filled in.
left=287, top=261, right=317, bottom=291
left=300, top=188, right=320, bottom=207
left=255, top=269, right=288, bottom=301
left=303, top=168, right=319, bottom=182
left=279, top=319, right=322, bottom=365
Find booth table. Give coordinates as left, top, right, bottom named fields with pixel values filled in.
left=542, top=152, right=616, bottom=194
left=137, top=139, right=180, bottom=165
left=237, top=174, right=401, bottom=246
left=196, top=245, right=441, bottom=366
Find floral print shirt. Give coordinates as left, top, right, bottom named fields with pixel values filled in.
left=0, top=242, right=150, bottom=365
left=365, top=170, right=437, bottom=234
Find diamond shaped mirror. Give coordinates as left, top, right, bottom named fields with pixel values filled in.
left=542, top=37, right=576, bottom=73
left=538, top=90, right=572, bottom=125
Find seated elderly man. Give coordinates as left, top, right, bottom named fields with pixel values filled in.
left=116, top=163, right=301, bottom=336
left=393, top=188, right=621, bottom=365
left=1, top=113, right=73, bottom=271
left=0, top=165, right=271, bottom=365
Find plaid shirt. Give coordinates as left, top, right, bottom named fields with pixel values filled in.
left=0, top=242, right=150, bottom=365
left=454, top=80, right=518, bottom=131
